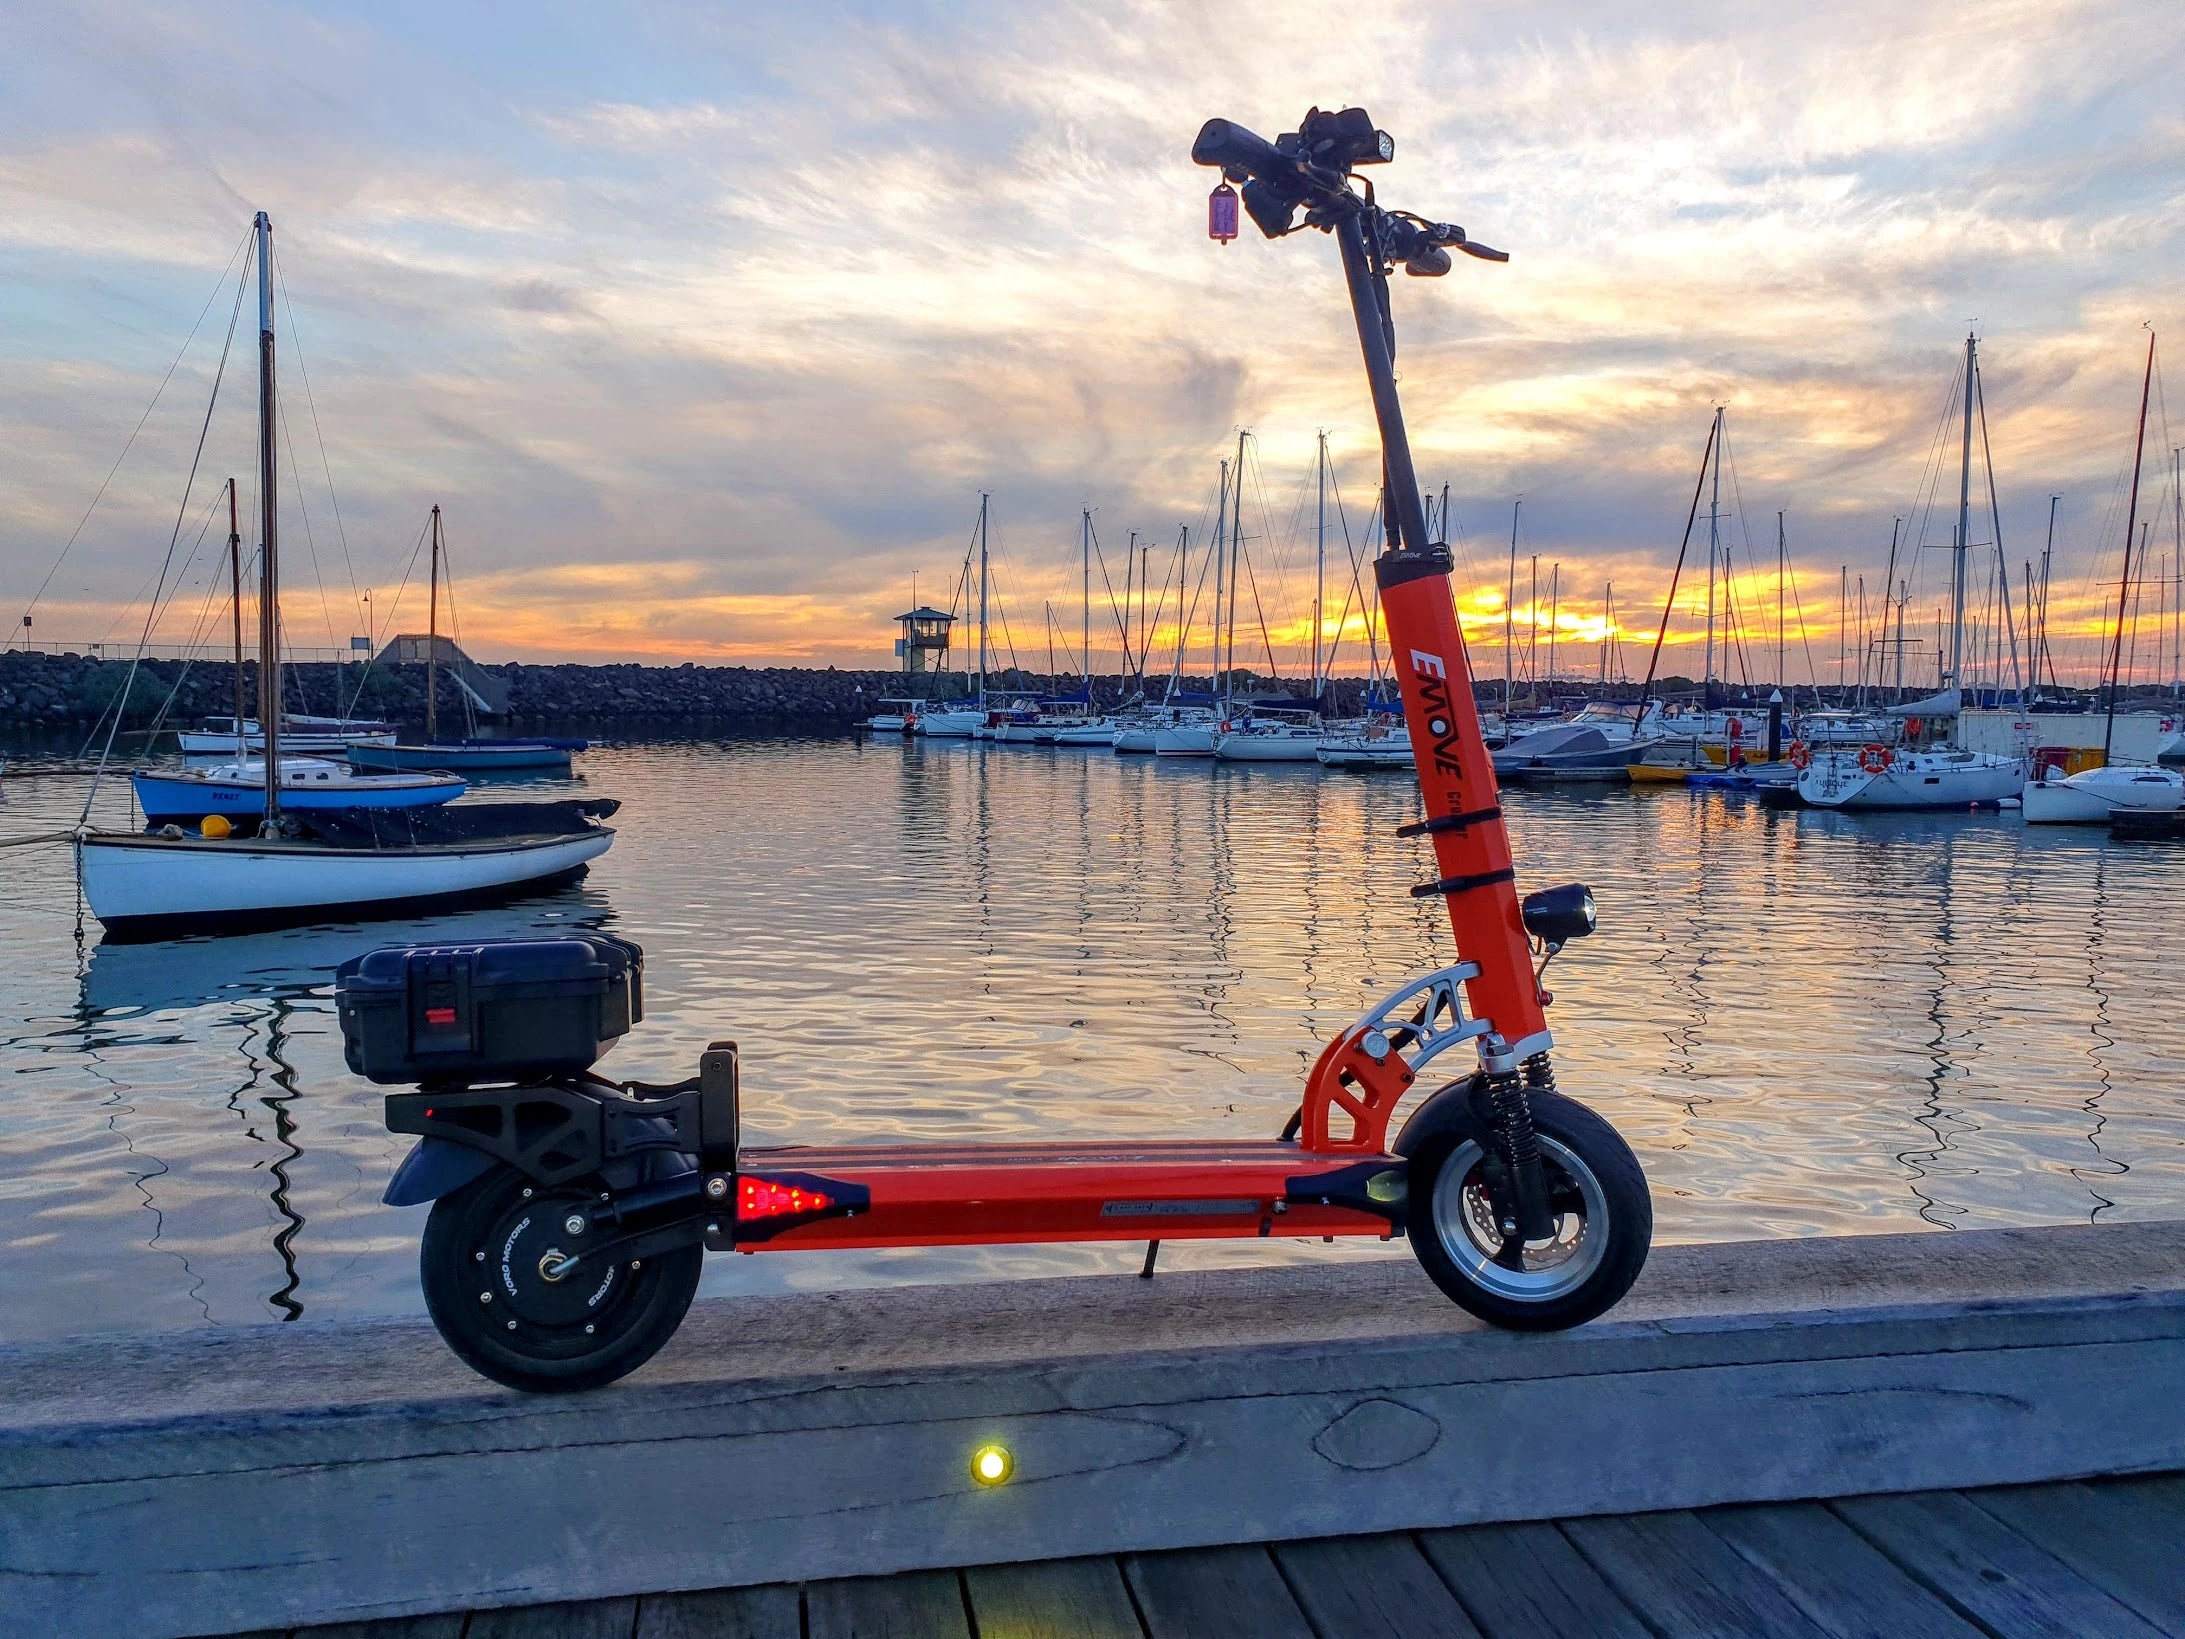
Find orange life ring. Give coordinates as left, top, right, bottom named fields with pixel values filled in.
left=1904, top=715, right=1925, bottom=739
left=1857, top=743, right=1893, bottom=775
left=1788, top=740, right=1812, bottom=769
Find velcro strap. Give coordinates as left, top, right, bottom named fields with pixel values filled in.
left=1396, top=806, right=1502, bottom=838
left=1410, top=867, right=1517, bottom=899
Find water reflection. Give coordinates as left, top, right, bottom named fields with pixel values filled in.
left=1, top=733, right=2182, bottom=1340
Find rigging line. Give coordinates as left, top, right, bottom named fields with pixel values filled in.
left=1238, top=542, right=1280, bottom=684
left=1718, top=425, right=1759, bottom=690
left=1638, top=411, right=1720, bottom=708
left=1084, top=515, right=1134, bottom=665
left=439, top=516, right=480, bottom=736
left=132, top=512, right=237, bottom=747
left=339, top=512, right=432, bottom=713
left=275, top=382, right=340, bottom=715
left=80, top=243, right=253, bottom=823
left=12, top=225, right=253, bottom=643
left=1973, top=356, right=2024, bottom=699
left=269, top=238, right=363, bottom=630
left=74, top=491, right=229, bottom=758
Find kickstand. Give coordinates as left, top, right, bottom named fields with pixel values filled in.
left=1139, top=1239, right=1161, bottom=1279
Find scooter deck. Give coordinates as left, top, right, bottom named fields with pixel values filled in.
left=719, top=1139, right=1406, bottom=1251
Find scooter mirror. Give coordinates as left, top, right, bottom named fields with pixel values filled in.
left=1521, top=883, right=1597, bottom=943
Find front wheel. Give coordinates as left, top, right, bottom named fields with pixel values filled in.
left=1408, top=1089, right=1650, bottom=1331
left=420, top=1165, right=702, bottom=1393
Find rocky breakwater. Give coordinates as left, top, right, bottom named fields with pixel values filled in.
left=1, top=650, right=1417, bottom=732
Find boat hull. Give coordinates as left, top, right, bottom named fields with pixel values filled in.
left=1798, top=751, right=2022, bottom=810
left=2021, top=767, right=2185, bottom=824
left=347, top=742, right=572, bottom=773
left=78, top=828, right=613, bottom=940
left=917, top=709, right=984, bottom=737
left=1215, top=731, right=1325, bottom=762
left=132, top=767, right=464, bottom=823
left=179, top=730, right=396, bottom=754
left=1152, top=725, right=1217, bottom=757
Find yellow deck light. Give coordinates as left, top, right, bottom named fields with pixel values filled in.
left=970, top=1444, right=1014, bottom=1487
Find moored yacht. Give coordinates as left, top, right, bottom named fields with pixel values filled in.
left=1491, top=700, right=1664, bottom=780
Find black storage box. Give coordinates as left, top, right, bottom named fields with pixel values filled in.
left=337, top=935, right=644, bottom=1086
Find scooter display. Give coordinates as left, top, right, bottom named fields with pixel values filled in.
left=354, top=106, right=1653, bottom=1393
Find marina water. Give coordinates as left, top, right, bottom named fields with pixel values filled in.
left=3, top=729, right=2182, bottom=1341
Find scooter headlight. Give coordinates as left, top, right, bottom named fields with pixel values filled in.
left=1521, top=883, right=1596, bottom=944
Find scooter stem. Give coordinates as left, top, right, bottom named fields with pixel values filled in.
left=1332, top=213, right=1549, bottom=1066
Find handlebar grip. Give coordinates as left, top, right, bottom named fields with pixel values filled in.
left=1192, top=119, right=1283, bottom=175
left=1459, top=240, right=1510, bottom=263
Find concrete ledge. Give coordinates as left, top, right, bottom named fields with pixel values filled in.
left=4, top=1220, right=2183, bottom=1638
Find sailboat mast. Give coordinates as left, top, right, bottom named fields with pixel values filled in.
left=1314, top=431, right=1326, bottom=696
left=1704, top=406, right=1722, bottom=697
left=2040, top=496, right=2058, bottom=692
left=1210, top=458, right=1229, bottom=701
left=1547, top=562, right=1559, bottom=687
left=1081, top=507, right=1091, bottom=704
left=2103, top=332, right=2156, bottom=762
left=1950, top=332, right=1976, bottom=690
left=227, top=477, right=245, bottom=739
left=976, top=492, right=989, bottom=706
left=1776, top=512, right=1787, bottom=693
left=1227, top=429, right=1245, bottom=707
left=426, top=504, right=441, bottom=742
left=254, top=211, right=281, bottom=818
left=1504, top=501, right=1518, bottom=711
left=1600, top=582, right=1611, bottom=684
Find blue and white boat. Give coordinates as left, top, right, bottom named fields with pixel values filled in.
left=132, top=758, right=464, bottom=826
left=347, top=738, right=580, bottom=774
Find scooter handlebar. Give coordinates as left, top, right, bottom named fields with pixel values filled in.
left=1191, top=118, right=1284, bottom=177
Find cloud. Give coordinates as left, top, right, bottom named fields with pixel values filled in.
left=1, top=0, right=2180, bottom=689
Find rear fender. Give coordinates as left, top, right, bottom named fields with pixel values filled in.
left=383, top=1137, right=499, bottom=1206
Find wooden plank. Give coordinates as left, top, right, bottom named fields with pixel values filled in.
left=1702, top=1502, right=1983, bottom=1638
left=1272, top=1534, right=1483, bottom=1639
left=1964, top=1482, right=2185, bottom=1632
left=2104, top=1471, right=2185, bottom=1524
left=635, top=1583, right=803, bottom=1639
left=467, top=1597, right=639, bottom=1639
left=1561, top=1512, right=1835, bottom=1638
left=1417, top=1520, right=1650, bottom=1639
left=294, top=1620, right=466, bottom=1639
left=806, top=1569, right=970, bottom=1639
left=1833, top=1491, right=2166, bottom=1639
left=1123, top=1546, right=1311, bottom=1639
left=964, top=1556, right=1144, bottom=1639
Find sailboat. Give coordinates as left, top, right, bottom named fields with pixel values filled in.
left=919, top=494, right=995, bottom=737
left=1155, top=441, right=1242, bottom=758
left=1799, top=334, right=2025, bottom=811
left=1217, top=431, right=1329, bottom=763
left=77, top=214, right=616, bottom=939
left=345, top=507, right=585, bottom=773
left=2024, top=333, right=2185, bottom=824
left=132, top=481, right=468, bottom=823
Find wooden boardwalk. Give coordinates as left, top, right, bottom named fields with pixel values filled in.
left=240, top=1474, right=2184, bottom=1639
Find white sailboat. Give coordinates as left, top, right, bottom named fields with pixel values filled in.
left=1216, top=431, right=1330, bottom=764
left=1157, top=439, right=1244, bottom=758
left=2023, top=332, right=2185, bottom=825
left=78, top=212, right=616, bottom=938
left=1801, top=334, right=2023, bottom=811
left=918, top=494, right=993, bottom=737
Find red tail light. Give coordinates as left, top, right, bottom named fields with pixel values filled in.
left=740, top=1177, right=833, bottom=1219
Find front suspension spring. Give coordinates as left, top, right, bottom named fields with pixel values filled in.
left=1485, top=1055, right=1555, bottom=1241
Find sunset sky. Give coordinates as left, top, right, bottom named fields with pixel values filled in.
left=4, top=0, right=2182, bottom=689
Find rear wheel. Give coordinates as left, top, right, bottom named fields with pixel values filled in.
left=420, top=1165, right=701, bottom=1393
left=1408, top=1089, right=1650, bottom=1330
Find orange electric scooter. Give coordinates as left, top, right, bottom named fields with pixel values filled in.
left=355, top=106, right=1651, bottom=1393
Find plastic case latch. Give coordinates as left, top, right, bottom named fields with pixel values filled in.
left=407, top=949, right=477, bottom=1056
